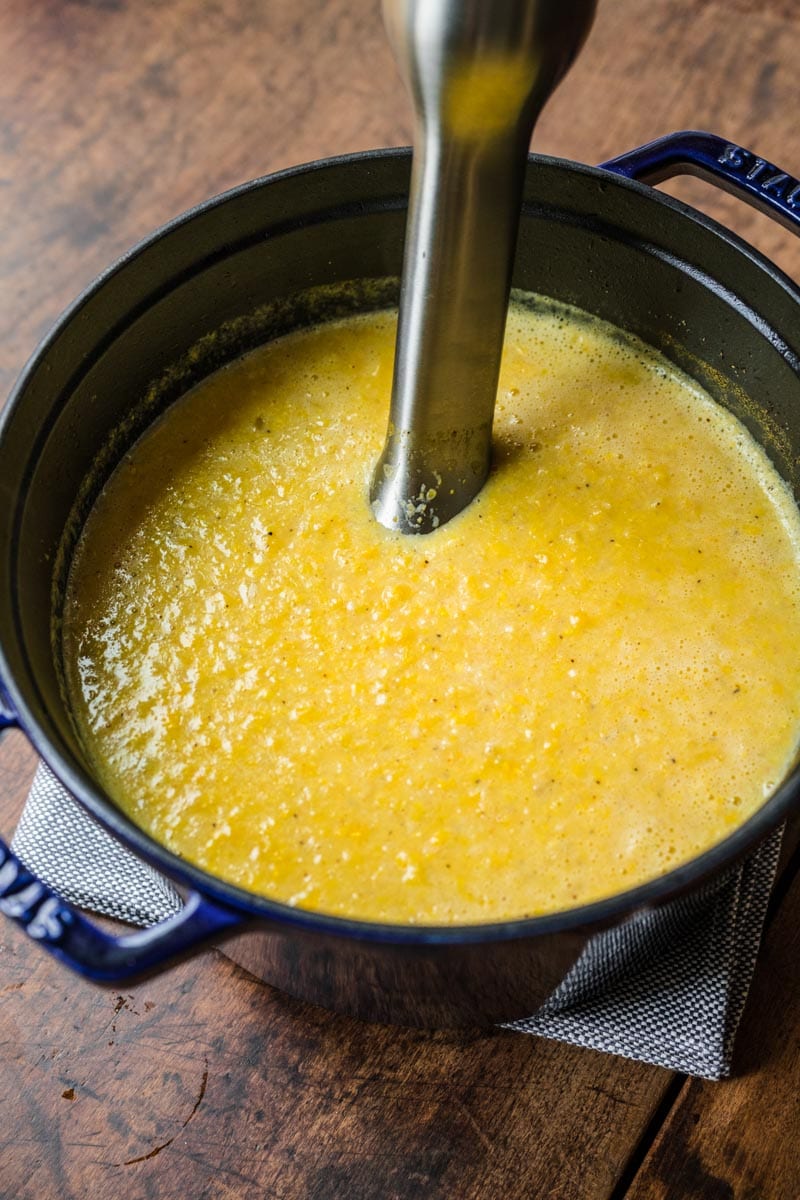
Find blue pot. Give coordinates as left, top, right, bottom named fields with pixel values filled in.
left=2, top=132, right=800, bottom=1026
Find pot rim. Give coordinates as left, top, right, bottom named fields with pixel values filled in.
left=2, top=144, right=799, bottom=946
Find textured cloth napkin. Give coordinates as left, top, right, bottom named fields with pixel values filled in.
left=13, top=760, right=781, bottom=1079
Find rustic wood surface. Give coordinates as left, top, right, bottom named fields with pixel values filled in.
left=2, top=0, right=800, bottom=1196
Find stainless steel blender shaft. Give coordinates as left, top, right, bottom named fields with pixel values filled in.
left=371, top=0, right=596, bottom=534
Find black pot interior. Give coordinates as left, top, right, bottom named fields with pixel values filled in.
left=3, top=149, right=800, bottom=889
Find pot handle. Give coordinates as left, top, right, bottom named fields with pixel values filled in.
left=0, top=699, right=250, bottom=983
left=600, top=130, right=800, bottom=235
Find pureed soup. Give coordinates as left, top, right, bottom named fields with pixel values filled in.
left=62, top=298, right=800, bottom=924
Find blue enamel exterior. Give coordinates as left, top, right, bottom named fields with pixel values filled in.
left=0, top=680, right=16, bottom=734
left=0, top=836, right=244, bottom=981
left=2, top=129, right=800, bottom=985
left=600, top=130, right=800, bottom=234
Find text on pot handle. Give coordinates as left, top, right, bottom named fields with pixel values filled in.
left=717, top=143, right=800, bottom=208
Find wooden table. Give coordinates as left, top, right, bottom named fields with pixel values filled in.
left=2, top=1, right=799, bottom=1196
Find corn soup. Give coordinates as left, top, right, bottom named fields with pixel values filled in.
left=62, top=300, right=800, bottom=923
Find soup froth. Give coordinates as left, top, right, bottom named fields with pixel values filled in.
left=62, top=298, right=800, bottom=923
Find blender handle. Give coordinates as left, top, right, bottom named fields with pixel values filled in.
left=0, top=703, right=249, bottom=983
left=600, top=129, right=800, bottom=236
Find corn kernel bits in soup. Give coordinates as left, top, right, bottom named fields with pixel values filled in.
left=62, top=298, right=800, bottom=924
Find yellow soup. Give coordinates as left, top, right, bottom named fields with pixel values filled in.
left=62, top=299, right=800, bottom=924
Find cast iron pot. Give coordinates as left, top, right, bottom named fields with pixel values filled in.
left=2, top=131, right=800, bottom=1028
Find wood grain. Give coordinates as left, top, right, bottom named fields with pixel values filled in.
left=0, top=929, right=672, bottom=1200
left=2, top=0, right=800, bottom=1197
left=622, top=860, right=800, bottom=1200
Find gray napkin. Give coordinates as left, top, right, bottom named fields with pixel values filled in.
left=13, top=760, right=781, bottom=1079
left=13, top=762, right=182, bottom=925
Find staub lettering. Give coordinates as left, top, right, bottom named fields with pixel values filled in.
left=718, top=144, right=800, bottom=209
left=0, top=845, right=70, bottom=941
left=718, top=143, right=747, bottom=169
